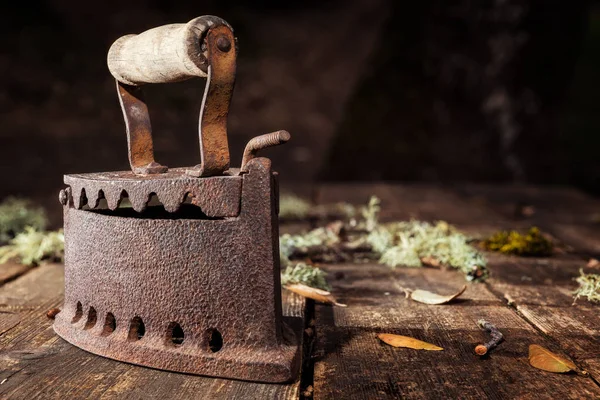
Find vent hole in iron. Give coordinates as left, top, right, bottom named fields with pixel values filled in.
left=206, top=328, right=223, bottom=352
left=167, top=322, right=185, bottom=346
left=84, top=307, right=97, bottom=330
left=101, top=313, right=116, bottom=336
left=72, top=301, right=83, bottom=323
left=128, top=316, right=145, bottom=341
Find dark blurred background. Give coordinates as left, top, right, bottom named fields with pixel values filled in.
left=1, top=0, right=599, bottom=224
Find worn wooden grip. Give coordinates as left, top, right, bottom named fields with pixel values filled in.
left=107, top=16, right=232, bottom=86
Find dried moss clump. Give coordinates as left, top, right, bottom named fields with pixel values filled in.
left=279, top=193, right=357, bottom=221
left=281, top=262, right=331, bottom=291
left=0, top=227, right=64, bottom=266
left=279, top=226, right=334, bottom=289
left=279, top=194, right=313, bottom=220
left=573, top=269, right=600, bottom=304
left=0, top=197, right=47, bottom=243
left=280, top=227, right=341, bottom=261
left=482, top=227, right=552, bottom=256
left=367, top=220, right=488, bottom=281
left=279, top=195, right=487, bottom=282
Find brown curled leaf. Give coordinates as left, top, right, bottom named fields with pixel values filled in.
left=285, top=283, right=347, bottom=307
left=378, top=333, right=443, bottom=351
left=420, top=256, right=441, bottom=268
left=410, top=285, right=467, bottom=305
left=529, top=344, right=578, bottom=373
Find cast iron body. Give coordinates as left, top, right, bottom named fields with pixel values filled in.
left=53, top=16, right=300, bottom=383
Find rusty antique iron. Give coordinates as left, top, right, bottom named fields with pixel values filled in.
left=53, top=16, right=300, bottom=383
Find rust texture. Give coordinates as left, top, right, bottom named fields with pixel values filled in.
left=55, top=15, right=299, bottom=383
left=54, top=158, right=301, bottom=382
left=186, top=24, right=236, bottom=177
left=63, top=168, right=242, bottom=216
left=117, top=82, right=168, bottom=175
left=241, top=130, right=291, bottom=172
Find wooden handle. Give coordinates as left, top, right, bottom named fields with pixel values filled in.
left=107, top=16, right=232, bottom=86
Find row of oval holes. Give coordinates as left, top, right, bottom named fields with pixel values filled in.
left=71, top=301, right=223, bottom=352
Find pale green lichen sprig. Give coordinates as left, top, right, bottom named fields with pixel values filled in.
left=573, top=269, right=600, bottom=304
left=0, top=227, right=64, bottom=266
left=280, top=262, right=330, bottom=291
left=0, top=197, right=47, bottom=243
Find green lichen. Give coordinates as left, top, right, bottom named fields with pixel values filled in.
left=279, top=227, right=334, bottom=289
left=279, top=227, right=340, bottom=260
left=0, top=197, right=47, bottom=243
left=279, top=193, right=357, bottom=221
left=279, top=193, right=312, bottom=220
left=0, top=227, right=64, bottom=266
left=573, top=269, right=600, bottom=304
left=367, top=220, right=488, bottom=281
left=483, top=227, right=553, bottom=256
left=281, top=262, right=330, bottom=291
left=279, top=195, right=487, bottom=282
left=360, top=195, right=381, bottom=232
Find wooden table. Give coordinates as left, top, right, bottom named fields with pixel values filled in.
left=1, top=184, right=600, bottom=399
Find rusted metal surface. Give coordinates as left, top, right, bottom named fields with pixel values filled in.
left=56, top=15, right=298, bottom=383
left=63, top=168, right=242, bottom=216
left=117, top=82, right=168, bottom=175
left=240, top=130, right=291, bottom=173
left=55, top=158, right=300, bottom=382
left=186, top=24, right=237, bottom=177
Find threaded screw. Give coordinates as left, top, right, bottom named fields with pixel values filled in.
left=240, top=130, right=291, bottom=172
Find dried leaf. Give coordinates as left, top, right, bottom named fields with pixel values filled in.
left=284, top=283, right=347, bottom=307
left=587, top=258, right=599, bottom=268
left=378, top=333, right=443, bottom=351
left=410, top=285, right=467, bottom=305
left=529, top=344, right=577, bottom=373
left=420, top=256, right=441, bottom=268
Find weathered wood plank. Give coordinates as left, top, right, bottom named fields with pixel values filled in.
left=485, top=253, right=600, bottom=377
left=456, top=184, right=600, bottom=225
left=317, top=183, right=477, bottom=221
left=313, top=184, right=600, bottom=398
left=455, top=184, right=600, bottom=255
left=316, top=183, right=515, bottom=233
left=0, top=264, right=305, bottom=400
left=449, top=184, right=600, bottom=377
left=313, top=263, right=600, bottom=399
left=0, top=263, right=31, bottom=286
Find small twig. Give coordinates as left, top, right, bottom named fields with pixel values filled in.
left=475, top=319, right=504, bottom=356
left=394, top=284, right=413, bottom=299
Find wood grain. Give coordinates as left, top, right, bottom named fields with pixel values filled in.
left=0, top=264, right=305, bottom=400
left=312, top=183, right=600, bottom=398
left=485, top=253, right=600, bottom=377
left=313, top=264, right=600, bottom=399
left=450, top=185, right=600, bottom=378
left=2, top=184, right=600, bottom=399
left=0, top=262, right=31, bottom=286
left=107, top=17, right=223, bottom=85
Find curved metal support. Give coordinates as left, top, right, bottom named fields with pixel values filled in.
left=117, top=82, right=168, bottom=175
left=186, top=25, right=237, bottom=177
